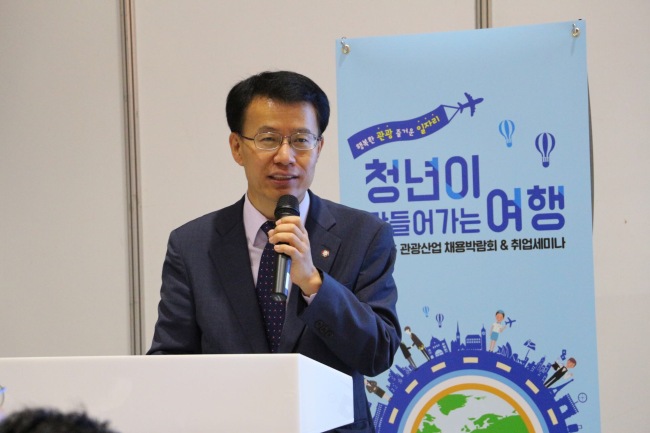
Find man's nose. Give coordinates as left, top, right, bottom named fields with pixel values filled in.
left=274, top=139, right=296, bottom=163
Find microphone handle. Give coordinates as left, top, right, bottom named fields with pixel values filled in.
left=272, top=251, right=291, bottom=302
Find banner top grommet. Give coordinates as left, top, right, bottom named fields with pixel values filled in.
left=340, top=37, right=351, bottom=54
left=572, top=23, right=581, bottom=37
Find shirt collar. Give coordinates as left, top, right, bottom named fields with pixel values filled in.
left=243, top=193, right=310, bottom=248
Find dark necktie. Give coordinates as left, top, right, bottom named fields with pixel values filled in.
left=256, top=221, right=285, bottom=352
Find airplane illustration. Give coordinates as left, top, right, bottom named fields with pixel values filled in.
left=505, top=317, right=516, bottom=327
left=457, top=92, right=484, bottom=116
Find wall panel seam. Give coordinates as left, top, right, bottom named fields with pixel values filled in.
left=121, top=0, right=145, bottom=355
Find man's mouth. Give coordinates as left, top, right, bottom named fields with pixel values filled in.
left=270, top=174, right=298, bottom=180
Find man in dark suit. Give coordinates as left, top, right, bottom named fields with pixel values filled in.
left=148, top=71, right=401, bottom=432
left=544, top=357, right=577, bottom=388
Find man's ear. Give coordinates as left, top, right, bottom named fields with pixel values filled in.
left=229, top=132, right=244, bottom=166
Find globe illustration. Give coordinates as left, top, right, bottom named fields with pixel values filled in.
left=417, top=389, right=527, bottom=433
left=372, top=346, right=584, bottom=433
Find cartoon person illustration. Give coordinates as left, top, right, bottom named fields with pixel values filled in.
left=489, top=310, right=506, bottom=352
left=400, top=341, right=417, bottom=369
left=404, top=326, right=431, bottom=360
left=365, top=379, right=391, bottom=401
left=544, top=357, right=577, bottom=387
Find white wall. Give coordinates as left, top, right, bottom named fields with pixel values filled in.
left=0, top=1, right=132, bottom=356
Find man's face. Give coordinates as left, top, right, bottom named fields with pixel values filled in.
left=229, top=97, right=324, bottom=218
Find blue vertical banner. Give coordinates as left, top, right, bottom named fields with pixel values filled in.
left=336, top=21, right=599, bottom=433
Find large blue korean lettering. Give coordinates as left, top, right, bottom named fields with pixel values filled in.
left=487, top=188, right=522, bottom=232
left=445, top=155, right=480, bottom=199
left=528, top=185, right=565, bottom=231
left=413, top=209, right=434, bottom=235
left=407, top=158, right=440, bottom=202
left=366, top=158, right=400, bottom=203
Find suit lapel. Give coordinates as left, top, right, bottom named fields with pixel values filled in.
left=307, top=197, right=341, bottom=276
left=280, top=192, right=342, bottom=352
left=208, top=199, right=269, bottom=353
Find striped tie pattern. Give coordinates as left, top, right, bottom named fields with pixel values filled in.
left=256, top=221, right=285, bottom=352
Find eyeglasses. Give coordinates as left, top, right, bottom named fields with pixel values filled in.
left=238, top=132, right=322, bottom=151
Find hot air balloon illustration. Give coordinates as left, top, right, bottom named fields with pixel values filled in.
left=422, top=306, right=430, bottom=318
left=535, top=132, right=556, bottom=167
left=499, top=119, right=515, bottom=147
left=435, top=313, right=444, bottom=328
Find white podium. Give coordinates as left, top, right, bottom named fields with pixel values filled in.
left=0, top=354, right=353, bottom=433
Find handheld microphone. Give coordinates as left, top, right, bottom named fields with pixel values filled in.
left=271, top=194, right=300, bottom=302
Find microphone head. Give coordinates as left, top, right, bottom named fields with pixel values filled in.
left=275, top=194, right=300, bottom=219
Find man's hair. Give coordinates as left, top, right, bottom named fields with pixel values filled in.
left=0, top=408, right=117, bottom=433
left=225, top=71, right=330, bottom=136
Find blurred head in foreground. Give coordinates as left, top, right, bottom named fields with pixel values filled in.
left=0, top=408, right=117, bottom=433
